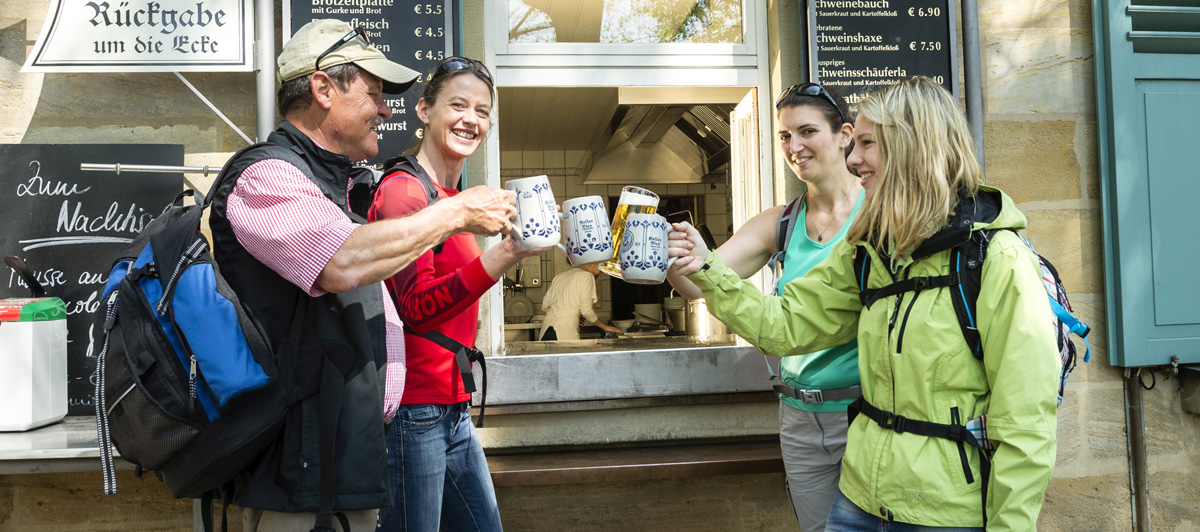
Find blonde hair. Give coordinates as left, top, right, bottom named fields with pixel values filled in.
left=845, top=77, right=984, bottom=259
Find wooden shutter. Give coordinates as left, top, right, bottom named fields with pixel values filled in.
left=1095, top=0, right=1200, bottom=366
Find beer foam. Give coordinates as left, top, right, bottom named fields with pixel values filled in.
left=618, top=189, right=658, bottom=207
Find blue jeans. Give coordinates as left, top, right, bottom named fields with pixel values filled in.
left=827, top=490, right=984, bottom=532
left=377, top=402, right=502, bottom=532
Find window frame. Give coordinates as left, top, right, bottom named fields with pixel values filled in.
left=478, top=0, right=777, bottom=406
left=495, top=0, right=759, bottom=66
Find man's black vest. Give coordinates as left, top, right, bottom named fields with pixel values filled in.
left=208, top=122, right=389, bottom=512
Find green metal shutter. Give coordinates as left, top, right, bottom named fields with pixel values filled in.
left=1095, top=0, right=1200, bottom=367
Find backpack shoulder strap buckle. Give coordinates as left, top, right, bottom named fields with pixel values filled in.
left=876, top=410, right=908, bottom=434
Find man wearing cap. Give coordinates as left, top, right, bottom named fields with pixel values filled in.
left=206, top=19, right=517, bottom=532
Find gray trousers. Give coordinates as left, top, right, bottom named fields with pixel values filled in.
left=779, top=403, right=849, bottom=532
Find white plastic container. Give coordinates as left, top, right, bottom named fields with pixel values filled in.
left=0, top=297, right=68, bottom=431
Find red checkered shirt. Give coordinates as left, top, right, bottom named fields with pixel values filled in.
left=225, top=157, right=406, bottom=421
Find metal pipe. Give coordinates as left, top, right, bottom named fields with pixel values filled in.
left=80, top=163, right=219, bottom=176
left=1124, top=369, right=1152, bottom=532
left=256, top=0, right=275, bottom=141
left=960, top=0, right=986, bottom=168
left=174, top=72, right=254, bottom=146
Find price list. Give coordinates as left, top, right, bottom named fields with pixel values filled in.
left=807, top=0, right=956, bottom=106
left=287, top=0, right=456, bottom=166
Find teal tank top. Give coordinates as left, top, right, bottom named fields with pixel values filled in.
left=777, top=189, right=864, bottom=412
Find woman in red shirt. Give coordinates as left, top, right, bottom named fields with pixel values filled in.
left=369, top=56, right=542, bottom=532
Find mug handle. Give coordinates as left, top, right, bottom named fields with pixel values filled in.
left=554, top=210, right=568, bottom=256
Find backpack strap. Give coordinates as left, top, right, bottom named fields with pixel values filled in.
left=851, top=230, right=989, bottom=362
left=848, top=396, right=986, bottom=449
left=761, top=196, right=803, bottom=382
left=376, top=156, right=445, bottom=254
left=848, top=396, right=992, bottom=525
left=860, top=274, right=961, bottom=309
left=852, top=245, right=871, bottom=297
left=948, top=230, right=992, bottom=360
left=773, top=383, right=862, bottom=404
left=403, top=325, right=488, bottom=428
left=766, top=195, right=803, bottom=296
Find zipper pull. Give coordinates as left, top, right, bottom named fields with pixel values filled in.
left=888, top=293, right=903, bottom=333
left=188, top=355, right=198, bottom=414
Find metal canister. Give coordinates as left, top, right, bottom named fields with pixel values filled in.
left=685, top=299, right=729, bottom=340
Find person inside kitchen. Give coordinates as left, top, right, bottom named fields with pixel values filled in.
left=538, top=262, right=624, bottom=340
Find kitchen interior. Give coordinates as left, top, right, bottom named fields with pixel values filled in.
left=498, top=86, right=746, bottom=355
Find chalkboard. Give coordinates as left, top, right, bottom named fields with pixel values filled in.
left=808, top=0, right=958, bottom=106
left=0, top=144, right=184, bottom=415
left=285, top=0, right=459, bottom=166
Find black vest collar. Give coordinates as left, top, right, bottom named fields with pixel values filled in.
left=268, top=121, right=355, bottom=211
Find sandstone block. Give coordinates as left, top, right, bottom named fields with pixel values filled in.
left=1075, top=121, right=1100, bottom=201
left=1024, top=209, right=1104, bottom=294
left=979, top=0, right=1092, bottom=31
left=1039, top=476, right=1130, bottom=531
left=984, top=120, right=1081, bottom=203
left=1087, top=388, right=1128, bottom=459
left=984, top=29, right=1094, bottom=115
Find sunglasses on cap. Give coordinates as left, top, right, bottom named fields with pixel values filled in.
left=315, top=25, right=371, bottom=72
left=433, top=56, right=493, bottom=85
left=776, top=83, right=847, bottom=126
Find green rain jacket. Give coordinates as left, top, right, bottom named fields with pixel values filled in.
left=688, top=187, right=1058, bottom=530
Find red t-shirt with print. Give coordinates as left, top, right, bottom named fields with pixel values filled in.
left=368, top=170, right=498, bottom=404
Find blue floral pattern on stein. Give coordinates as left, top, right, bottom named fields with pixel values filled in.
left=565, top=201, right=613, bottom=256
left=620, top=218, right=670, bottom=273
left=520, top=183, right=560, bottom=240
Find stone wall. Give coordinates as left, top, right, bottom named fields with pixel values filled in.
left=981, top=0, right=1200, bottom=529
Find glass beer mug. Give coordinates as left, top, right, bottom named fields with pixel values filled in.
left=599, top=186, right=659, bottom=279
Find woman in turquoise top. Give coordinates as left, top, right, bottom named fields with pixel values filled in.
left=666, top=82, right=862, bottom=532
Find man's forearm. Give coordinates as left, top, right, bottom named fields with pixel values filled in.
left=317, top=201, right=465, bottom=293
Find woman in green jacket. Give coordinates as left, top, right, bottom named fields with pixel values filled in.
left=668, top=77, right=1059, bottom=531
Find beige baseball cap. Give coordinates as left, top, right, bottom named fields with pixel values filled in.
left=278, top=19, right=419, bottom=94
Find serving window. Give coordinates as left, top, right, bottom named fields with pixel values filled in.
left=479, top=1, right=775, bottom=405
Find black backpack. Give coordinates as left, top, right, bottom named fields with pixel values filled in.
left=851, top=228, right=1091, bottom=408
left=847, top=211, right=1090, bottom=525
left=95, top=143, right=355, bottom=531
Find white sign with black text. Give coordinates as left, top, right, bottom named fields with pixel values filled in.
left=22, top=0, right=253, bottom=72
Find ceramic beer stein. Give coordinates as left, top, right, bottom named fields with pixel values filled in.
left=505, top=175, right=561, bottom=250
left=559, top=195, right=614, bottom=266
left=617, top=213, right=677, bottom=284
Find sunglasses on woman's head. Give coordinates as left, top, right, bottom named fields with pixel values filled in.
left=315, top=25, right=370, bottom=72
left=776, top=83, right=847, bottom=126
left=433, top=56, right=493, bottom=84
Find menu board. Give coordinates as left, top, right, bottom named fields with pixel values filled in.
left=0, top=144, right=183, bottom=415
left=808, top=0, right=958, bottom=105
left=285, top=0, right=458, bottom=166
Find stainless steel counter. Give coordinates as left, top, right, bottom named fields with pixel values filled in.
left=0, top=416, right=127, bottom=474
left=481, top=341, right=778, bottom=406
left=505, top=334, right=739, bottom=356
